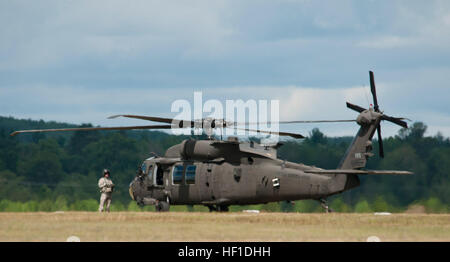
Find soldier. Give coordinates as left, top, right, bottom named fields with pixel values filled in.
left=98, top=169, right=114, bottom=212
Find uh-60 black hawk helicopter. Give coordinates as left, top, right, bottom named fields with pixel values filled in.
left=11, top=71, right=412, bottom=212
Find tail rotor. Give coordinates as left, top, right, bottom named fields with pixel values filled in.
left=346, top=71, right=409, bottom=158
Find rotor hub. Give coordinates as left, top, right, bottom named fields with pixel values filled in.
left=356, top=109, right=382, bottom=126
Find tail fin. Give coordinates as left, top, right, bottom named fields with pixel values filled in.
left=336, top=71, right=409, bottom=191
left=338, top=114, right=379, bottom=170
left=335, top=112, right=380, bottom=191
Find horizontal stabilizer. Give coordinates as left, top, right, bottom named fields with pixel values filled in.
left=304, top=169, right=413, bottom=175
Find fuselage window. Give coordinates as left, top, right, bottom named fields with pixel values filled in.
left=185, top=165, right=196, bottom=184
left=173, top=165, right=184, bottom=184
left=141, top=163, right=147, bottom=174
left=155, top=164, right=164, bottom=186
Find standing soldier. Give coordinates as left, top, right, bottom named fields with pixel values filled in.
left=98, top=169, right=114, bottom=212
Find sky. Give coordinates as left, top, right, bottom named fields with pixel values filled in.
left=1, top=0, right=449, bottom=138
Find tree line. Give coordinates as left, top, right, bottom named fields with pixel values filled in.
left=0, top=116, right=448, bottom=212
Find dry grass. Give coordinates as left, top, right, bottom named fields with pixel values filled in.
left=0, top=212, right=448, bottom=242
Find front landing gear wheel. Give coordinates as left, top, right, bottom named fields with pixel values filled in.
left=206, top=205, right=216, bottom=212
left=319, top=198, right=333, bottom=213
left=206, top=205, right=229, bottom=212
left=217, top=205, right=229, bottom=212
left=155, top=201, right=170, bottom=212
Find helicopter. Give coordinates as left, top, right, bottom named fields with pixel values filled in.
left=11, top=71, right=412, bottom=212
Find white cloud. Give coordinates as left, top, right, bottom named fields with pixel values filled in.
left=357, top=36, right=415, bottom=49
left=4, top=83, right=442, bottom=138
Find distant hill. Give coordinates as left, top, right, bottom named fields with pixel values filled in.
left=0, top=116, right=79, bottom=142
left=0, top=116, right=78, bottom=132
left=0, top=115, right=178, bottom=143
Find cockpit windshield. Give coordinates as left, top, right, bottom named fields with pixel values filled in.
left=141, top=162, right=147, bottom=174
left=141, top=161, right=154, bottom=183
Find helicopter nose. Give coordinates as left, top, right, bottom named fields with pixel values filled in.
left=128, top=180, right=136, bottom=200
left=128, top=186, right=135, bottom=200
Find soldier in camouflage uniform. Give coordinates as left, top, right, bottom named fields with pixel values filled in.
left=98, top=169, right=114, bottom=212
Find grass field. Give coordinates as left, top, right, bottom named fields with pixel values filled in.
left=0, top=212, right=448, bottom=242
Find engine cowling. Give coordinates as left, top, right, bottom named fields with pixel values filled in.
left=179, top=139, right=221, bottom=161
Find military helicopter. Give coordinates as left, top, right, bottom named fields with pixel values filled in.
left=11, top=71, right=412, bottom=212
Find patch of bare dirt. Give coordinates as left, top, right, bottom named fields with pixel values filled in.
left=405, top=204, right=426, bottom=214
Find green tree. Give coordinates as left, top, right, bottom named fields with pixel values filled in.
left=70, top=199, right=98, bottom=211
left=111, top=201, right=126, bottom=211
left=67, top=124, right=101, bottom=155
left=372, top=196, right=390, bottom=212
left=293, top=200, right=321, bottom=213
left=24, top=201, right=40, bottom=212
left=0, top=170, right=33, bottom=201
left=18, top=139, right=65, bottom=185
left=280, top=201, right=295, bottom=212
left=39, top=199, right=54, bottom=212
left=354, top=199, right=372, bottom=213
left=260, top=202, right=281, bottom=212
left=330, top=197, right=352, bottom=212
left=54, top=195, right=69, bottom=211
left=127, top=201, right=142, bottom=211
left=398, top=122, right=427, bottom=140
left=307, top=128, right=327, bottom=145
left=427, top=148, right=450, bottom=204
left=423, top=197, right=448, bottom=213
left=0, top=129, right=18, bottom=172
left=376, top=145, right=428, bottom=205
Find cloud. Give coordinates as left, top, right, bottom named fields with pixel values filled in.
left=0, top=0, right=234, bottom=70
left=0, top=1, right=449, bottom=138
left=3, top=81, right=444, bottom=138
left=357, top=36, right=415, bottom=49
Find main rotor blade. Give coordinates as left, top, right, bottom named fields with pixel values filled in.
left=229, top=120, right=356, bottom=126
left=108, top=114, right=195, bottom=128
left=110, top=115, right=356, bottom=129
left=10, top=125, right=174, bottom=136
left=369, top=71, right=380, bottom=112
left=346, top=102, right=366, bottom=113
left=108, top=114, right=174, bottom=124
left=230, top=127, right=304, bottom=139
left=278, top=120, right=356, bottom=124
left=377, top=124, right=384, bottom=158
left=381, top=115, right=408, bottom=129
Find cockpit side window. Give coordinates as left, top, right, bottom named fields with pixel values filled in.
left=172, top=165, right=183, bottom=185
